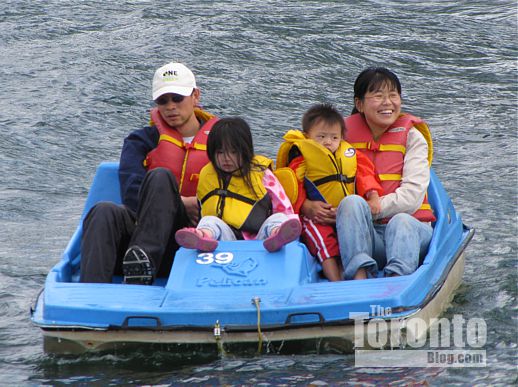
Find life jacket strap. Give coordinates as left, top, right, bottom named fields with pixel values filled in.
left=159, top=134, right=184, bottom=147
left=200, top=189, right=257, bottom=206
left=350, top=142, right=406, bottom=155
left=160, top=134, right=207, bottom=151
left=378, top=173, right=402, bottom=181
left=312, top=174, right=355, bottom=187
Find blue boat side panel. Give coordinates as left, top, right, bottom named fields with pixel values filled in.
left=424, top=169, right=464, bottom=264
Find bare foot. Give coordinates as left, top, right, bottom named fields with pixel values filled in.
left=322, top=257, right=343, bottom=282
left=353, top=268, right=368, bottom=280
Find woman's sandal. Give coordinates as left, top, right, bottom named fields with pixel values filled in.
left=263, top=218, right=302, bottom=252
left=175, top=228, right=218, bottom=252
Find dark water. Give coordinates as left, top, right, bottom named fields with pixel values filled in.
left=1, top=0, right=516, bottom=385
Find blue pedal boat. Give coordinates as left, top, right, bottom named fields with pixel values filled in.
left=31, top=162, right=474, bottom=354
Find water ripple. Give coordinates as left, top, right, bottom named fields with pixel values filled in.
left=0, top=0, right=516, bottom=385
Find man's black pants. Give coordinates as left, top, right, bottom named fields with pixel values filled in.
left=79, top=168, right=189, bottom=283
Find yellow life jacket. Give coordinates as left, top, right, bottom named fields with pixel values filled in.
left=276, top=130, right=357, bottom=208
left=197, top=155, right=273, bottom=233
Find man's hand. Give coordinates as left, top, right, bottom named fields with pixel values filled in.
left=301, top=199, right=336, bottom=225
left=181, top=196, right=200, bottom=226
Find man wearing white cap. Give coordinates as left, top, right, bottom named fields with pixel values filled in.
left=80, top=62, right=218, bottom=285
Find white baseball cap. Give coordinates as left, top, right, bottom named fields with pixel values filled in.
left=152, top=62, right=197, bottom=101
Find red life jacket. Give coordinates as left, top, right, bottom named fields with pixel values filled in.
left=345, top=113, right=436, bottom=222
left=145, top=107, right=218, bottom=196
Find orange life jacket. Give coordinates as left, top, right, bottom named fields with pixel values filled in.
left=345, top=113, right=436, bottom=222
left=144, top=107, right=218, bottom=196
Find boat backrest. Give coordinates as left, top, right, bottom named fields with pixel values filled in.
left=81, top=162, right=122, bottom=220
left=58, top=162, right=121, bottom=277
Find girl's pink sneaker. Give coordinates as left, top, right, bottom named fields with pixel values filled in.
left=175, top=228, right=218, bottom=252
left=263, top=218, right=301, bottom=252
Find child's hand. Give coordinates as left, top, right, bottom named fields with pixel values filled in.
left=301, top=200, right=336, bottom=225
left=182, top=196, right=200, bottom=226
left=366, top=191, right=381, bottom=216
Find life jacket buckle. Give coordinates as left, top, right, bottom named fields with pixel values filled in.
left=367, top=141, right=379, bottom=151
left=215, top=189, right=228, bottom=197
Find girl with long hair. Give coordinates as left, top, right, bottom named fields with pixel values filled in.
left=175, top=117, right=301, bottom=252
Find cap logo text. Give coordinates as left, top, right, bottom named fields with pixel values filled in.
left=163, top=70, right=178, bottom=77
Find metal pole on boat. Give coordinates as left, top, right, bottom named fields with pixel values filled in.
left=214, top=320, right=225, bottom=356
left=252, top=296, right=263, bottom=353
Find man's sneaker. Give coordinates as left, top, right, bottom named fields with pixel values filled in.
left=263, top=218, right=302, bottom=252
left=123, top=245, right=155, bottom=285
